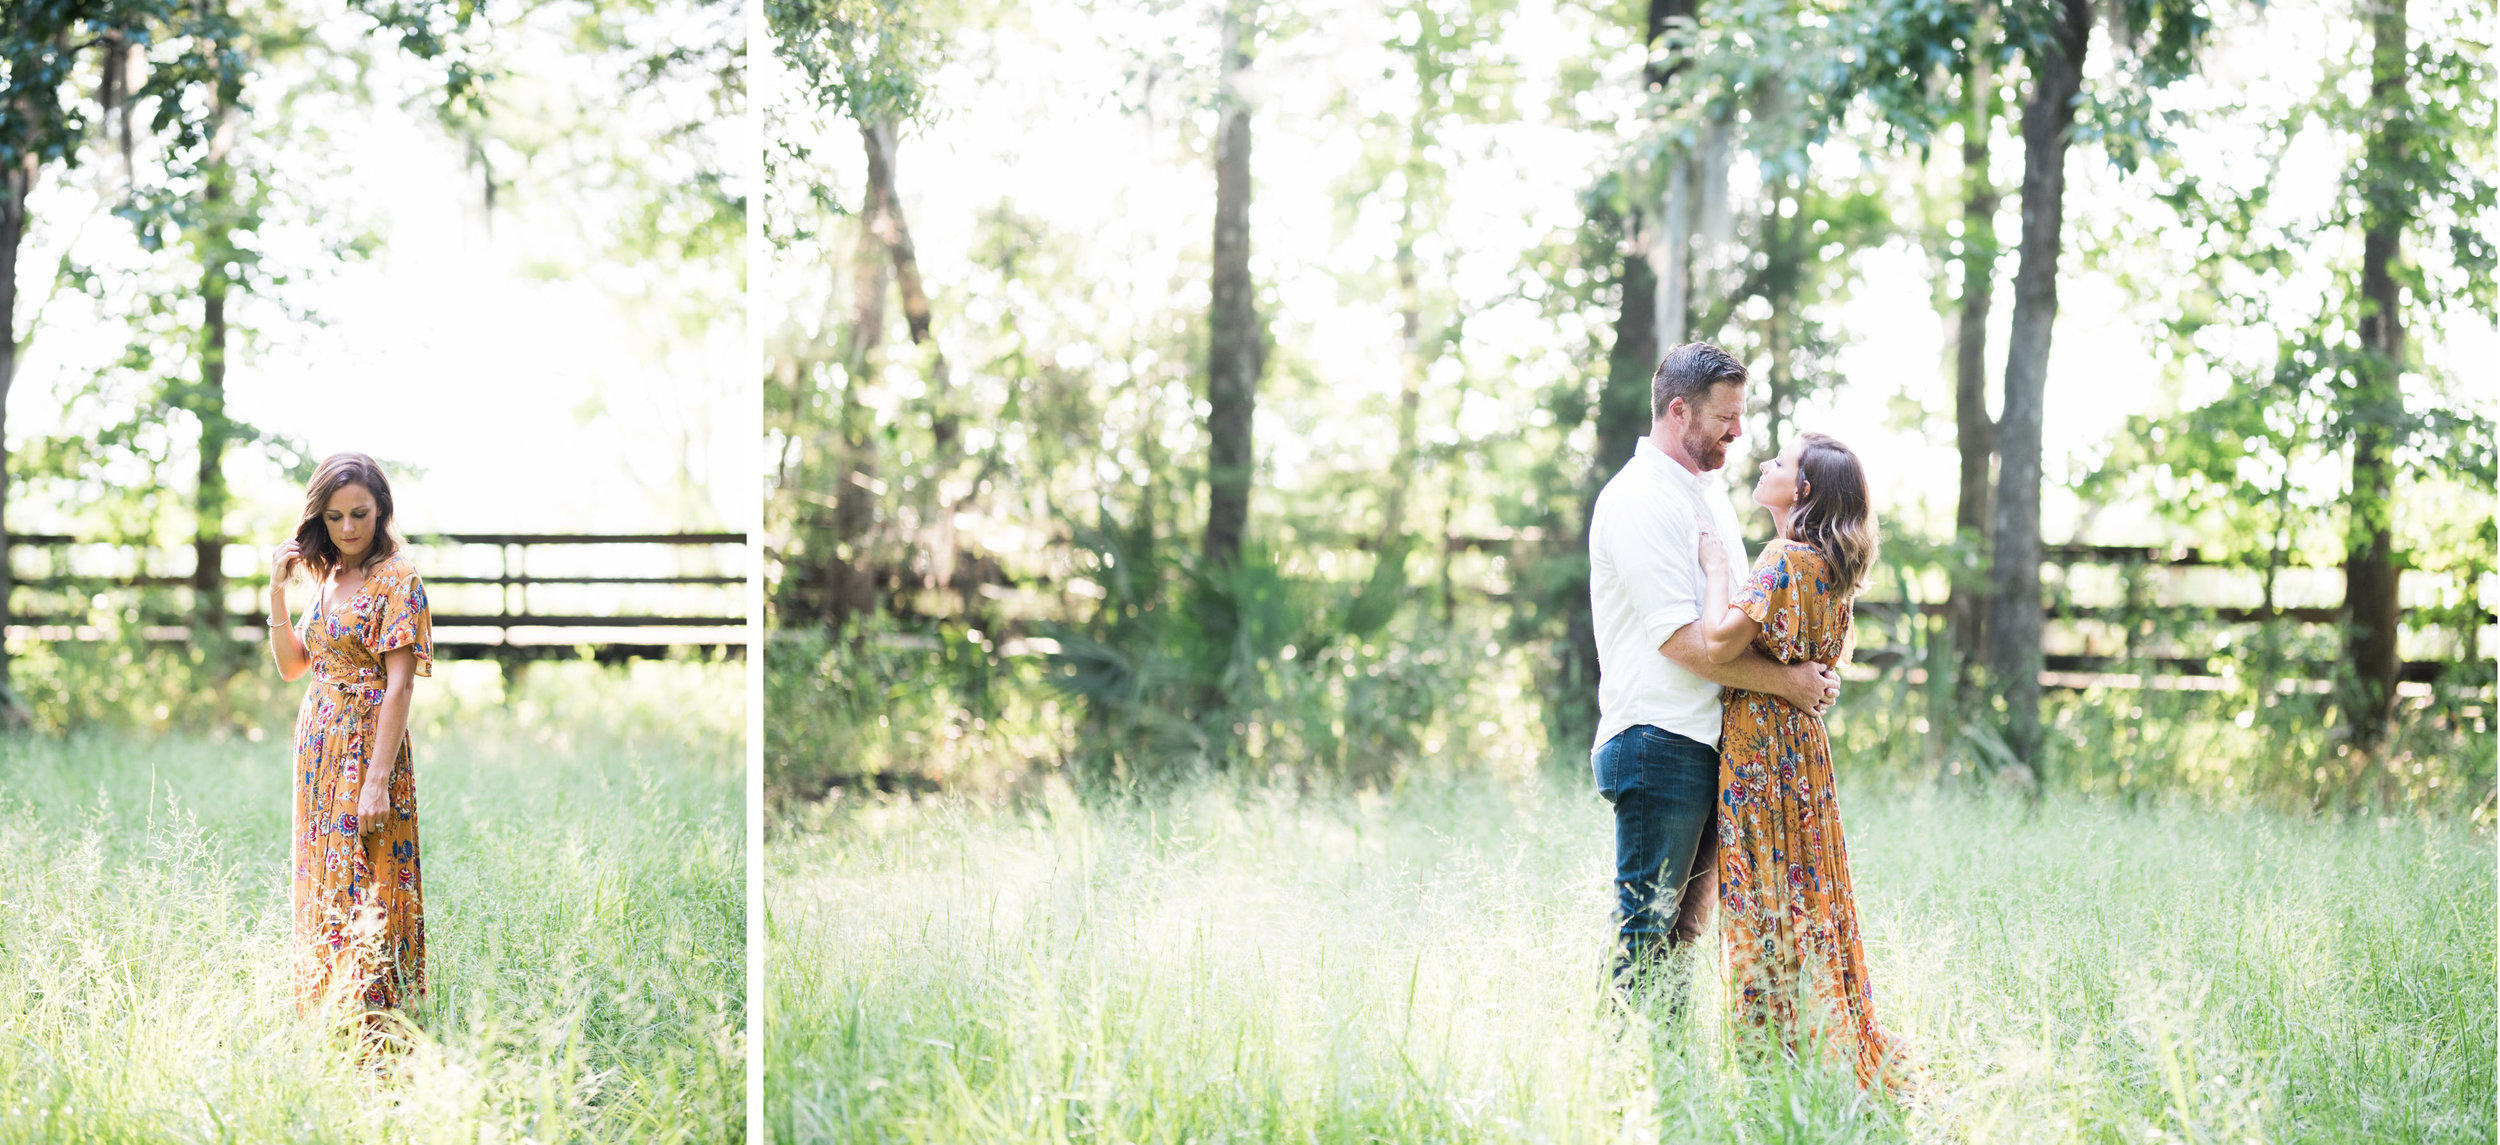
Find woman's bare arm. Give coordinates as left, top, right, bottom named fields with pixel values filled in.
left=356, top=646, right=419, bottom=835
left=1694, top=524, right=1763, bottom=664
left=1696, top=559, right=1761, bottom=664
left=1661, top=624, right=1838, bottom=713
left=268, top=542, right=312, bottom=682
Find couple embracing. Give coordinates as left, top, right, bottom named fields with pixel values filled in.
left=1589, top=341, right=1916, bottom=1096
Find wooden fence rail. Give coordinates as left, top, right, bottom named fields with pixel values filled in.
left=1842, top=546, right=2491, bottom=695
left=954, top=535, right=2492, bottom=695
left=5, top=532, right=748, bottom=663
left=793, top=528, right=2489, bottom=695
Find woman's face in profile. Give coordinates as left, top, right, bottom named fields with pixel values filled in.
left=323, top=483, right=379, bottom=563
left=1751, top=438, right=1806, bottom=511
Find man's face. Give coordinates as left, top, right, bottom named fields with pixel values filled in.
left=1675, top=381, right=1747, bottom=472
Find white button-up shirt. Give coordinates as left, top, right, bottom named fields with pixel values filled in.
left=1588, top=434, right=1752, bottom=754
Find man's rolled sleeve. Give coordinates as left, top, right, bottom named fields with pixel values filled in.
left=1613, top=491, right=1700, bottom=651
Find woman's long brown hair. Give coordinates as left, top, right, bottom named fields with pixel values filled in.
left=293, top=452, right=401, bottom=579
left=1786, top=432, right=1879, bottom=595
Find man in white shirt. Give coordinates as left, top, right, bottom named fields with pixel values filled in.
left=1588, top=341, right=1841, bottom=998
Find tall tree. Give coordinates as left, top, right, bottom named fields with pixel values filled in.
left=1980, top=2, right=2220, bottom=770
left=1593, top=0, right=1679, bottom=487
left=2326, top=0, right=2496, bottom=755
left=1950, top=0, right=2001, bottom=692
left=1636, top=0, right=1696, bottom=354
left=92, top=0, right=345, bottom=651
left=181, top=20, right=242, bottom=642
left=766, top=0, right=940, bottom=627
left=0, top=134, right=19, bottom=712
left=0, top=112, right=24, bottom=713
left=1841, top=0, right=2211, bottom=761
left=1, top=0, right=171, bottom=712
left=2340, top=0, right=2409, bottom=753
left=1984, top=0, right=2090, bottom=766
left=1201, top=0, right=1259, bottom=570
left=1551, top=0, right=1683, bottom=752
left=819, top=120, right=893, bottom=624
left=1835, top=0, right=2006, bottom=730
left=1988, top=0, right=2213, bottom=765
left=1607, top=0, right=1684, bottom=473
left=856, top=119, right=966, bottom=595
left=2089, top=0, right=2490, bottom=794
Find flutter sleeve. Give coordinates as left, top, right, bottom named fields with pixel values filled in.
left=1730, top=541, right=1806, bottom=664
left=371, top=560, right=434, bottom=678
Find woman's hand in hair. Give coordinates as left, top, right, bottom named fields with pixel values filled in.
left=272, top=539, right=305, bottom=586
left=267, top=539, right=312, bottom=680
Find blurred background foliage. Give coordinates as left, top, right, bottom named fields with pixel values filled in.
left=770, top=0, right=2490, bottom=820
left=2, top=0, right=742, bottom=732
left=765, top=0, right=2493, bottom=817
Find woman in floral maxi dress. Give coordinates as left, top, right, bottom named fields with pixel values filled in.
left=1695, top=431, right=1915, bottom=1096
left=266, top=452, right=431, bottom=1040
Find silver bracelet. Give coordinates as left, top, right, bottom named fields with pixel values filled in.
left=267, top=612, right=291, bottom=628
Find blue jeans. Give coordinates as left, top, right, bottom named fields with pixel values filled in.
left=1594, top=724, right=1720, bottom=948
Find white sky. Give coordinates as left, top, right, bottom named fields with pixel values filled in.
left=12, top=0, right=748, bottom=544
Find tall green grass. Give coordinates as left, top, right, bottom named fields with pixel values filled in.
left=768, top=774, right=2494, bottom=1143
left=0, top=660, right=745, bottom=1143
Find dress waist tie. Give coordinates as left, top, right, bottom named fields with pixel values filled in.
left=314, top=671, right=388, bottom=705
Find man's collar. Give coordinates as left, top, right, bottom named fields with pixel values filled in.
left=1636, top=434, right=1720, bottom=490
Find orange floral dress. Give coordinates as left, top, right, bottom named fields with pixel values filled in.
left=1715, top=538, right=1913, bottom=1094
left=291, top=550, right=431, bottom=1020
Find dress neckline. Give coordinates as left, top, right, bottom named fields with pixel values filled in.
left=313, top=567, right=374, bottom=620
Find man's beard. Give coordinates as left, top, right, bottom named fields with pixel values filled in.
left=1684, top=426, right=1731, bottom=471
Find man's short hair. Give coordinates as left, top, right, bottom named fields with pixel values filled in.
left=1651, top=342, right=1748, bottom=421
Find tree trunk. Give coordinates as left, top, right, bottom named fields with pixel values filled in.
left=1439, top=415, right=1460, bottom=625
left=1135, top=376, right=1160, bottom=609
left=843, top=124, right=892, bottom=397
left=193, top=73, right=237, bottom=642
left=1643, top=0, right=1696, bottom=348
left=824, top=118, right=895, bottom=628
left=2344, top=0, right=2409, bottom=753
left=1755, top=174, right=1802, bottom=492
left=1202, top=0, right=1259, bottom=571
left=0, top=153, right=25, bottom=709
left=862, top=120, right=948, bottom=452
left=1951, top=0, right=2002, bottom=695
left=1986, top=0, right=2089, bottom=767
left=1679, top=120, right=1738, bottom=345
left=860, top=119, right=966, bottom=596
left=1559, top=0, right=1687, bottom=752
left=1560, top=214, right=1661, bottom=750
left=1384, top=221, right=1422, bottom=545
left=101, top=30, right=135, bottom=175
left=1598, top=244, right=1660, bottom=502
left=864, top=125, right=930, bottom=347
left=1654, top=158, right=1691, bottom=349
left=1550, top=233, right=1650, bottom=750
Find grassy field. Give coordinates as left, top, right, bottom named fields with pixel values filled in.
left=0, top=660, right=745, bottom=1144
left=768, top=772, right=2494, bottom=1143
